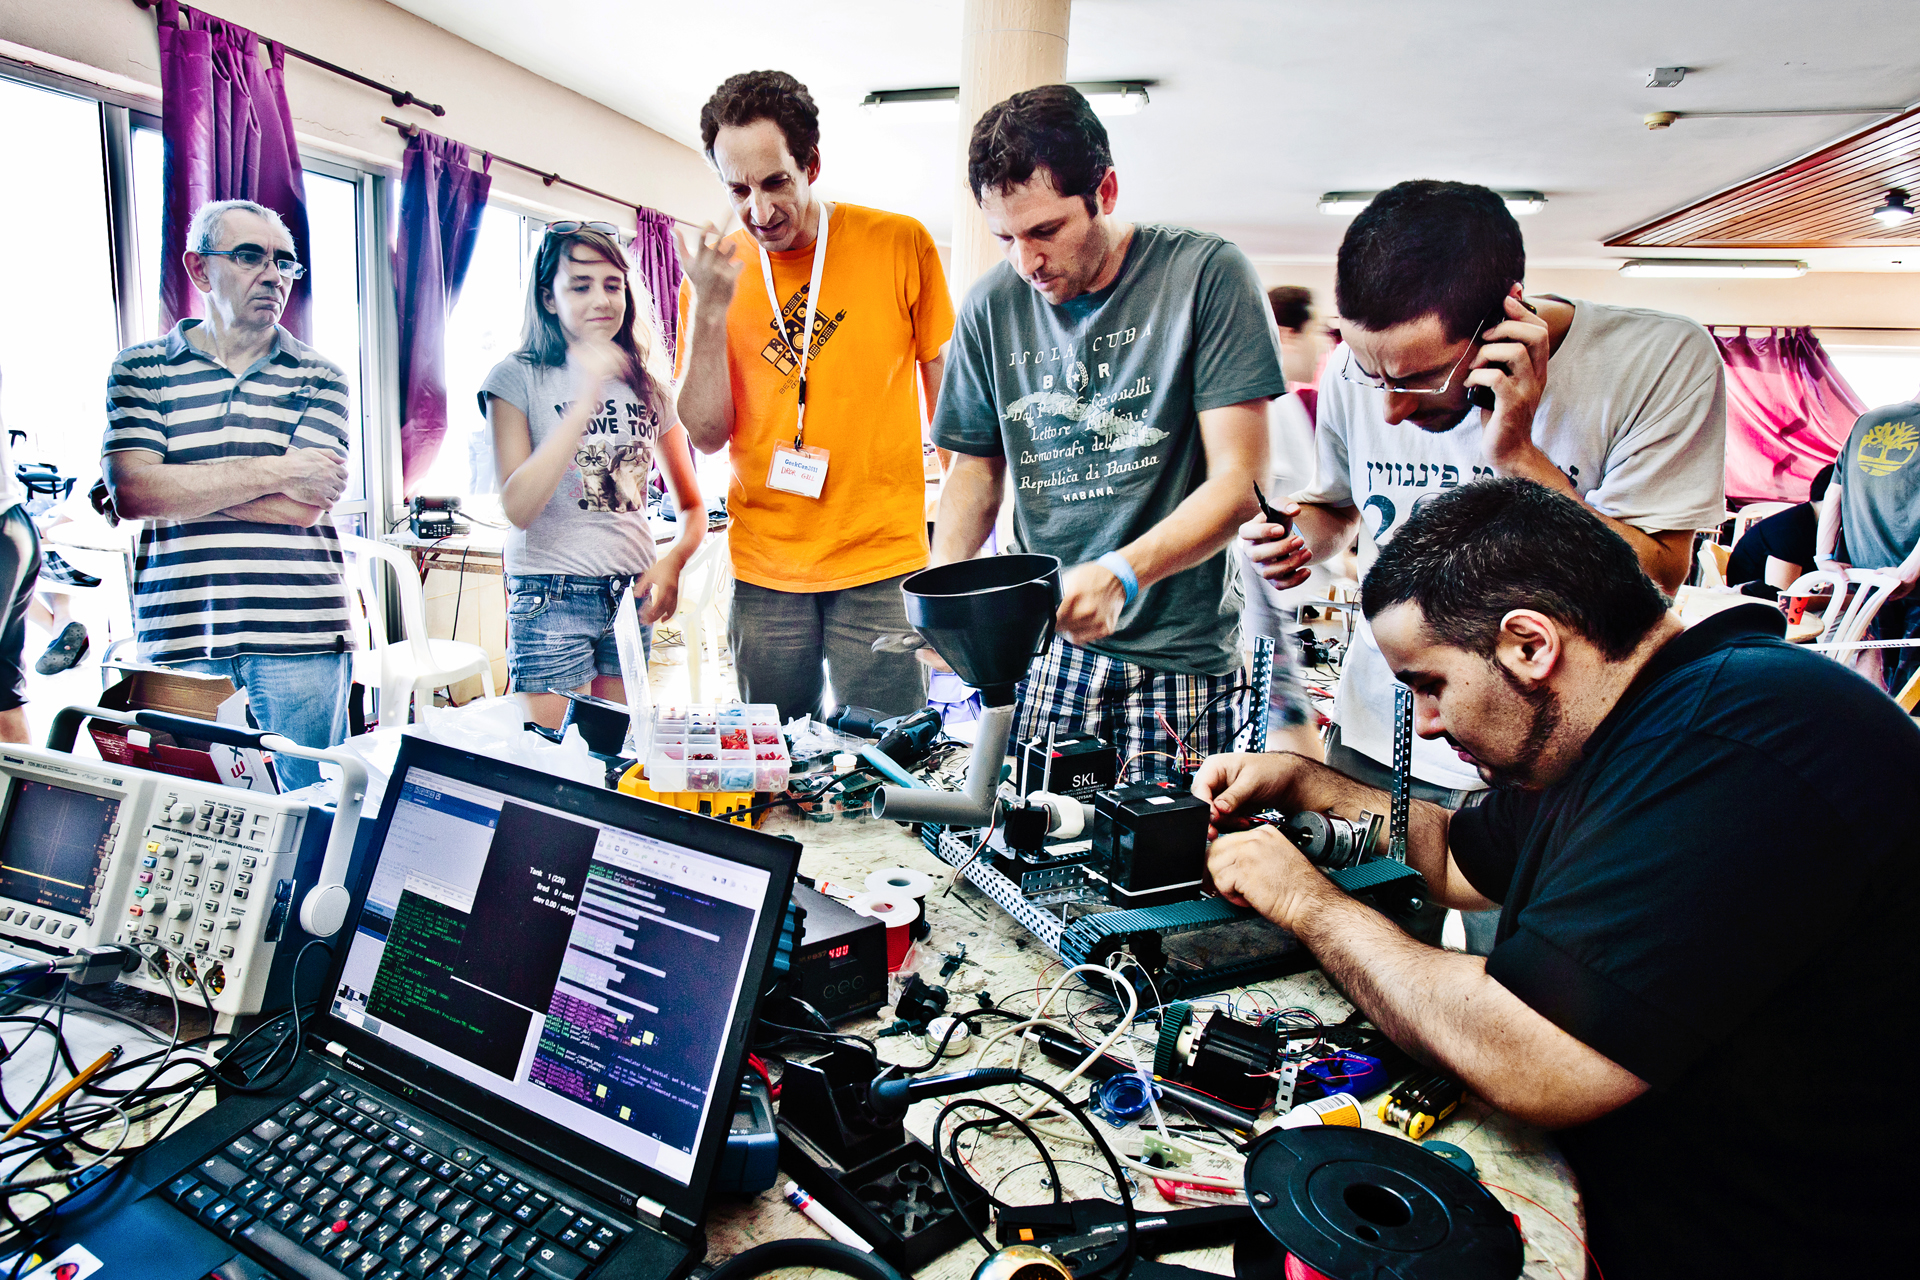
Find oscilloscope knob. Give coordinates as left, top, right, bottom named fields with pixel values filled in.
left=169, top=802, right=195, bottom=823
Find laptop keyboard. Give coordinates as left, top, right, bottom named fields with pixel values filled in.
left=162, top=1078, right=628, bottom=1280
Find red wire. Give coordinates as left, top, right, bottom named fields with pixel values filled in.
left=1480, top=1181, right=1602, bottom=1280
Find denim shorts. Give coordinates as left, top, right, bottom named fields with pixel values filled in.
left=506, top=574, right=649, bottom=694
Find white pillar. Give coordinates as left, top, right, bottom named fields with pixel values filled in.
left=951, top=0, right=1071, bottom=292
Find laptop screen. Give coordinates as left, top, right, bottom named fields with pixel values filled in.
left=327, top=766, right=773, bottom=1187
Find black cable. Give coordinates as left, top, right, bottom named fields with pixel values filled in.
left=927, top=1071, right=1138, bottom=1280
left=933, top=1100, right=1062, bottom=1229
left=216, top=938, right=333, bottom=1093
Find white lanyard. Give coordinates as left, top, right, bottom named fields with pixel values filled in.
left=757, top=203, right=829, bottom=449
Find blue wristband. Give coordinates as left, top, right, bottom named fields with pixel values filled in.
left=1097, top=551, right=1139, bottom=606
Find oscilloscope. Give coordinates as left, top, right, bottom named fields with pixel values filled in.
left=0, top=705, right=366, bottom=1016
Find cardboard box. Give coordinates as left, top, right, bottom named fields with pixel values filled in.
left=89, top=668, right=280, bottom=793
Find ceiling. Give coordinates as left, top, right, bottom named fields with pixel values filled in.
left=1610, top=105, right=1920, bottom=248
left=391, top=0, right=1920, bottom=272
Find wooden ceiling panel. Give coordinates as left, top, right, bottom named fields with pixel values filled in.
left=1608, top=106, right=1920, bottom=248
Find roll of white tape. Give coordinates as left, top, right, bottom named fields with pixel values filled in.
left=865, top=867, right=934, bottom=899
left=849, top=891, right=920, bottom=928
left=832, top=752, right=857, bottom=773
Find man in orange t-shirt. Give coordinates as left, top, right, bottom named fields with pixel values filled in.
left=676, top=70, right=954, bottom=721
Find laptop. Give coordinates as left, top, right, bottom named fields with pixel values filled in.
left=52, top=734, right=799, bottom=1280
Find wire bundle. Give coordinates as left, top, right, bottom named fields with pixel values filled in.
left=0, top=938, right=331, bottom=1276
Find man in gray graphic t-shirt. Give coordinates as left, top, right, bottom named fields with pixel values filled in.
left=932, top=86, right=1283, bottom=776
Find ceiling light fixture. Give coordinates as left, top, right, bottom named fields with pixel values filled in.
left=1871, top=188, right=1915, bottom=226
left=1318, top=190, right=1547, bottom=216
left=861, top=81, right=1153, bottom=120
left=1618, top=258, right=1808, bottom=279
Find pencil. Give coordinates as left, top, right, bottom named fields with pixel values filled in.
left=4, top=1046, right=122, bottom=1141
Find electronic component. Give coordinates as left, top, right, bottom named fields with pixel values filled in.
left=788, top=883, right=888, bottom=1023
left=1275, top=809, right=1381, bottom=870
left=1379, top=1070, right=1466, bottom=1140
left=713, top=1071, right=780, bottom=1195
left=1154, top=1002, right=1287, bottom=1112
left=1087, top=780, right=1211, bottom=908
left=408, top=494, right=468, bottom=539
left=0, top=735, right=359, bottom=1015
left=1018, top=730, right=1115, bottom=800
left=892, top=973, right=948, bottom=1029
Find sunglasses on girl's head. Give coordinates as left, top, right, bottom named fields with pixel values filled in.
left=545, top=220, right=621, bottom=238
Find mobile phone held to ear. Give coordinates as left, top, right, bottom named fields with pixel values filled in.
left=1469, top=298, right=1539, bottom=412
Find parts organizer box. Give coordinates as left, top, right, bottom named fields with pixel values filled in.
left=644, top=703, right=790, bottom=793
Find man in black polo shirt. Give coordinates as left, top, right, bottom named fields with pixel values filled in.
left=1197, top=478, right=1912, bottom=1278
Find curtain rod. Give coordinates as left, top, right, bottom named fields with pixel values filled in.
left=133, top=0, right=445, bottom=115
left=1711, top=324, right=1920, bottom=332
left=382, top=117, right=701, bottom=229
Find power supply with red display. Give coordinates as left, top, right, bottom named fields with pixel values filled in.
left=788, top=883, right=888, bottom=1023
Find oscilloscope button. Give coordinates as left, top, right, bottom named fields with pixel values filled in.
left=0, top=908, right=11, bottom=921
left=61, top=923, right=76, bottom=938
left=27, top=915, right=43, bottom=929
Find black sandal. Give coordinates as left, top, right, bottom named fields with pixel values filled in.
left=34, top=622, right=90, bottom=675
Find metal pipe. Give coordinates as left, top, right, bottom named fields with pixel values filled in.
left=870, top=703, right=1016, bottom=827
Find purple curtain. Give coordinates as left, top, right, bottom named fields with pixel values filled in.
left=156, top=0, right=312, bottom=338
left=1713, top=326, right=1865, bottom=504
left=633, top=206, right=683, bottom=364
left=394, top=130, right=492, bottom=496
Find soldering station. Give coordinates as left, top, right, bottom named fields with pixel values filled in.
left=0, top=551, right=1532, bottom=1280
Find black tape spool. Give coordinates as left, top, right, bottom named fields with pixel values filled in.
left=1232, top=1127, right=1522, bottom=1280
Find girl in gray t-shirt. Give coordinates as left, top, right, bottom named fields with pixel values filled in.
left=480, top=225, right=705, bottom=728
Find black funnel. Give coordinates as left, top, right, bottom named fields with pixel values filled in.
left=902, top=554, right=1061, bottom=706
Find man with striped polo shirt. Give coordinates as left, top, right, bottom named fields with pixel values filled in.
left=102, top=200, right=353, bottom=791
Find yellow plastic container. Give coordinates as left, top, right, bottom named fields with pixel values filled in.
left=618, top=764, right=760, bottom=827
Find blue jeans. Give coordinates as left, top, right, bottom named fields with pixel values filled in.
left=506, top=575, right=650, bottom=695
left=176, top=652, right=351, bottom=792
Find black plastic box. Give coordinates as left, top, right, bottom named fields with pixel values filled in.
left=1089, top=780, right=1211, bottom=908
left=1018, top=732, right=1116, bottom=800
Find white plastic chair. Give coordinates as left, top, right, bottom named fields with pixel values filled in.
left=1781, top=568, right=1904, bottom=683
left=339, top=535, right=496, bottom=727
left=674, top=530, right=731, bottom=703
left=1729, top=501, right=1795, bottom=549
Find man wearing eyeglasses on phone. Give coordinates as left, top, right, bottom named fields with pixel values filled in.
left=1242, top=181, right=1726, bottom=948
left=102, top=199, right=354, bottom=791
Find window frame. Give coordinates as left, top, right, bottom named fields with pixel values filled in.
left=0, top=58, right=402, bottom=538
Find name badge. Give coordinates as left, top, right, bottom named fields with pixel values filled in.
left=767, top=444, right=830, bottom=499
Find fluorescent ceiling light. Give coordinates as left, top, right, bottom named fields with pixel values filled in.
left=1618, top=258, right=1808, bottom=279
left=1871, top=188, right=1915, bottom=226
left=862, top=81, right=1153, bottom=120
left=1318, top=190, right=1547, bottom=216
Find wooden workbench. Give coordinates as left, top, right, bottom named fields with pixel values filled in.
left=703, top=809, right=1585, bottom=1279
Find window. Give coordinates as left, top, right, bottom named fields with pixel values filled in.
left=303, top=165, right=370, bottom=515
left=1828, top=347, right=1920, bottom=416
left=0, top=76, right=122, bottom=488
left=125, top=117, right=386, bottom=532
left=423, top=203, right=540, bottom=505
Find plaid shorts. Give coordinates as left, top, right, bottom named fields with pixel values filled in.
left=1014, top=637, right=1248, bottom=784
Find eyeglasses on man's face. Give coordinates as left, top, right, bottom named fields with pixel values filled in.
left=199, top=243, right=307, bottom=280
left=1339, top=314, right=1490, bottom=396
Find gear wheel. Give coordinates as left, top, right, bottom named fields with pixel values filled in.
left=1154, top=1001, right=1194, bottom=1077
